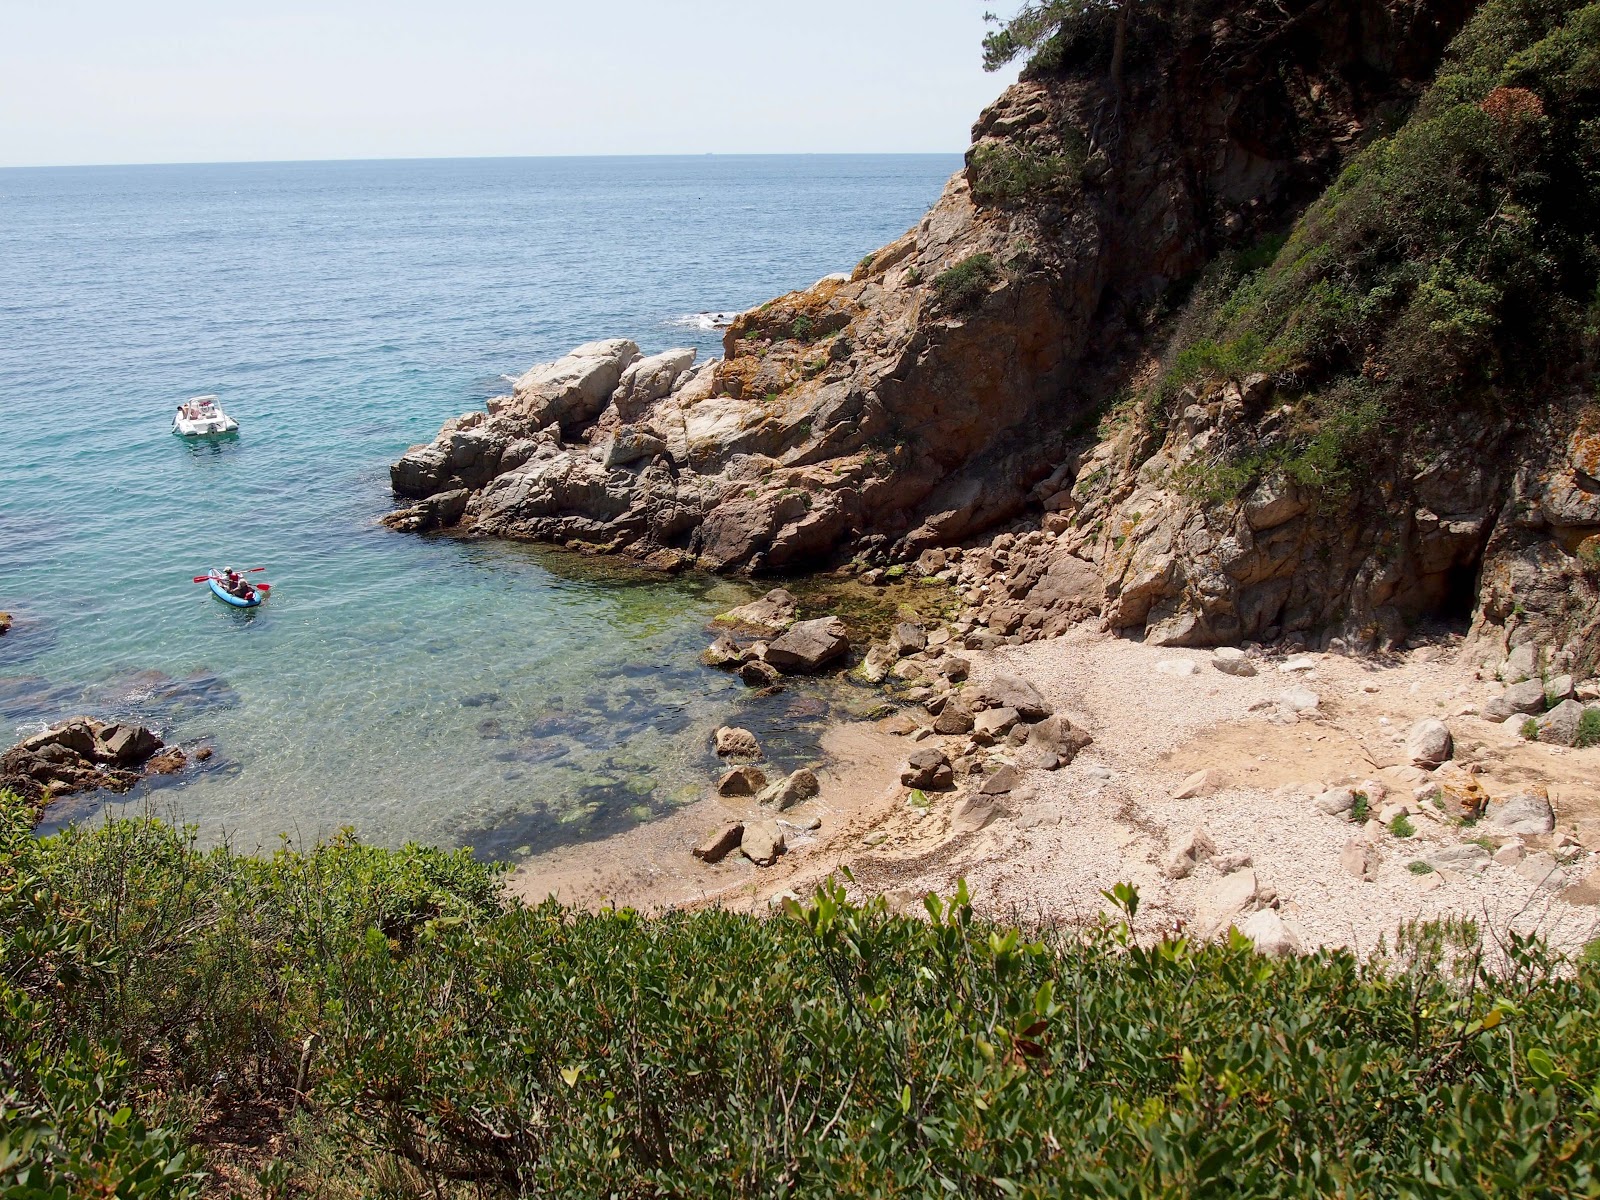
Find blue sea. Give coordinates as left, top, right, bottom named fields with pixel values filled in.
left=0, top=154, right=960, bottom=856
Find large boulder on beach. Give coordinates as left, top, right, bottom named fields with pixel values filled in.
left=969, top=674, right=1052, bottom=721
left=1404, top=719, right=1453, bottom=768
left=714, top=727, right=761, bottom=759
left=491, top=339, right=641, bottom=429
left=765, top=617, right=849, bottom=674
left=739, top=820, right=785, bottom=866
left=715, top=589, right=798, bottom=636
left=756, top=769, right=820, bottom=811
left=1488, top=790, right=1555, bottom=836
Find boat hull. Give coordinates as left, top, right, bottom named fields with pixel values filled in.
left=208, top=578, right=262, bottom=608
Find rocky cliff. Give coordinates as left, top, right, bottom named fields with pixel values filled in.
left=386, top=0, right=1599, bottom=672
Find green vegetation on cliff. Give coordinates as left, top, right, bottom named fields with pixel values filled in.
left=5, top=791, right=1600, bottom=1197
left=1145, top=0, right=1600, bottom=495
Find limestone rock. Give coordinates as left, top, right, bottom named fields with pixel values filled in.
left=1155, top=658, right=1199, bottom=677
left=1502, top=642, right=1540, bottom=683
left=1163, top=827, right=1217, bottom=880
left=765, top=617, right=850, bottom=674
left=1488, top=790, right=1555, bottom=836
left=1237, top=909, right=1302, bottom=957
left=1544, top=674, right=1576, bottom=703
left=716, top=589, right=798, bottom=636
left=1212, top=647, right=1256, bottom=677
left=714, top=727, right=761, bottom=759
left=1500, top=679, right=1551, bottom=715
left=757, top=769, right=820, bottom=810
left=739, top=820, right=785, bottom=867
left=693, top=822, right=744, bottom=863
left=1515, top=851, right=1566, bottom=889
left=1404, top=719, right=1454, bottom=768
left=969, top=674, right=1052, bottom=721
left=900, top=749, right=953, bottom=791
left=856, top=642, right=896, bottom=684
left=1279, top=687, right=1321, bottom=714
left=717, top=766, right=768, bottom=797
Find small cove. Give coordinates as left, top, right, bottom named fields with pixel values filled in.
left=0, top=154, right=960, bottom=853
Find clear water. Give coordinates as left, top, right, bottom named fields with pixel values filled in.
left=0, top=155, right=959, bottom=855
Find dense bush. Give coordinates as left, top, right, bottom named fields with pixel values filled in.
left=3, top=789, right=1600, bottom=1197
left=933, top=253, right=1002, bottom=312
left=1147, top=0, right=1600, bottom=496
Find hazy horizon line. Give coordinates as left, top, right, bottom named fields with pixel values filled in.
left=0, top=149, right=970, bottom=173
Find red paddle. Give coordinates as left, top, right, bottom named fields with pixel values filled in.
left=191, top=572, right=273, bottom=593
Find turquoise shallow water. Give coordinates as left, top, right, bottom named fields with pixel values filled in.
left=0, top=155, right=960, bottom=855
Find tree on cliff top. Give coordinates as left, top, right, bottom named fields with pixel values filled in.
left=983, top=0, right=1137, bottom=91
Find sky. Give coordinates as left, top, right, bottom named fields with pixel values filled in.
left=0, top=0, right=1023, bottom=168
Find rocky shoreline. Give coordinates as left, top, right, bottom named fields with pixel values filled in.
left=1, top=716, right=209, bottom=811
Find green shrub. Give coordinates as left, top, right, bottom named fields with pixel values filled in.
left=933, top=253, right=1001, bottom=311
left=1522, top=716, right=1542, bottom=740
left=1409, top=860, right=1436, bottom=875
left=968, top=140, right=1084, bottom=206
left=6, top=791, right=1600, bottom=1197
left=1391, top=813, right=1417, bottom=838
left=1575, top=707, right=1600, bottom=748
left=1350, top=792, right=1371, bottom=823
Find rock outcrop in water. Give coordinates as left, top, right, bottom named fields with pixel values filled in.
left=1, top=717, right=187, bottom=807
left=387, top=0, right=1600, bottom=673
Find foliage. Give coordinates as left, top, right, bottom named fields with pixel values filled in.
left=1390, top=813, right=1418, bottom=839
left=1577, top=706, right=1600, bottom=748
left=1349, top=792, right=1371, bottom=823
left=1408, top=860, right=1436, bottom=875
left=1523, top=716, right=1543, bottom=740
left=5, top=791, right=1600, bottom=1197
left=933, top=252, right=1001, bottom=311
left=968, top=140, right=1085, bottom=205
left=1149, top=0, right=1600, bottom=500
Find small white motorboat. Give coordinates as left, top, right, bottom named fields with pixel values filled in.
left=171, top=395, right=239, bottom=438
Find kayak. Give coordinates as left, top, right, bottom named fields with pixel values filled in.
left=207, top=573, right=263, bottom=608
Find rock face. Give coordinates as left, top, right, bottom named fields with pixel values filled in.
left=373, top=0, right=1600, bottom=676
left=1, top=718, right=174, bottom=805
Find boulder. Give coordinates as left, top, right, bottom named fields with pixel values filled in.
left=1515, top=851, right=1566, bottom=889
left=1502, top=642, right=1540, bottom=683
left=1155, top=659, right=1199, bottom=677
left=765, top=617, right=850, bottom=674
left=900, top=749, right=953, bottom=791
left=1544, top=674, right=1576, bottom=703
left=889, top=622, right=927, bottom=657
left=612, top=347, right=696, bottom=421
left=714, top=727, right=761, bottom=759
left=1535, top=699, right=1585, bottom=746
left=1211, top=647, right=1257, bottom=677
left=972, top=707, right=1020, bottom=740
left=0, top=612, right=10, bottom=636
left=739, top=820, right=785, bottom=867
left=1026, top=715, right=1092, bottom=764
left=738, top=660, right=780, bottom=688
left=979, top=765, right=1022, bottom=795
left=1279, top=688, right=1321, bottom=714
left=495, top=339, right=641, bottom=428
left=1315, top=788, right=1357, bottom=816
left=756, top=769, right=820, bottom=811
left=716, top=589, right=798, bottom=636
left=601, top=427, right=667, bottom=468
left=1237, top=909, right=1303, bottom=957
left=702, top=635, right=746, bottom=669
left=1501, top=679, right=1550, bottom=715
left=933, top=703, right=975, bottom=736
left=717, top=766, right=768, bottom=797
left=1193, top=869, right=1262, bottom=940
left=1163, top=827, right=1217, bottom=880
left=969, top=674, right=1052, bottom=721
left=1173, top=769, right=1223, bottom=800
left=951, top=792, right=1000, bottom=833
left=1425, top=843, right=1491, bottom=873
left=856, top=642, right=896, bottom=684
left=1488, top=790, right=1555, bottom=836
left=1404, top=719, right=1454, bottom=768
left=693, top=822, right=744, bottom=863
left=1340, top=838, right=1379, bottom=880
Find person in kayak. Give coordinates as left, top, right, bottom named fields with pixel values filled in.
left=221, top=568, right=254, bottom=600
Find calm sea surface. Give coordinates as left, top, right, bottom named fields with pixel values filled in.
left=0, top=155, right=959, bottom=855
